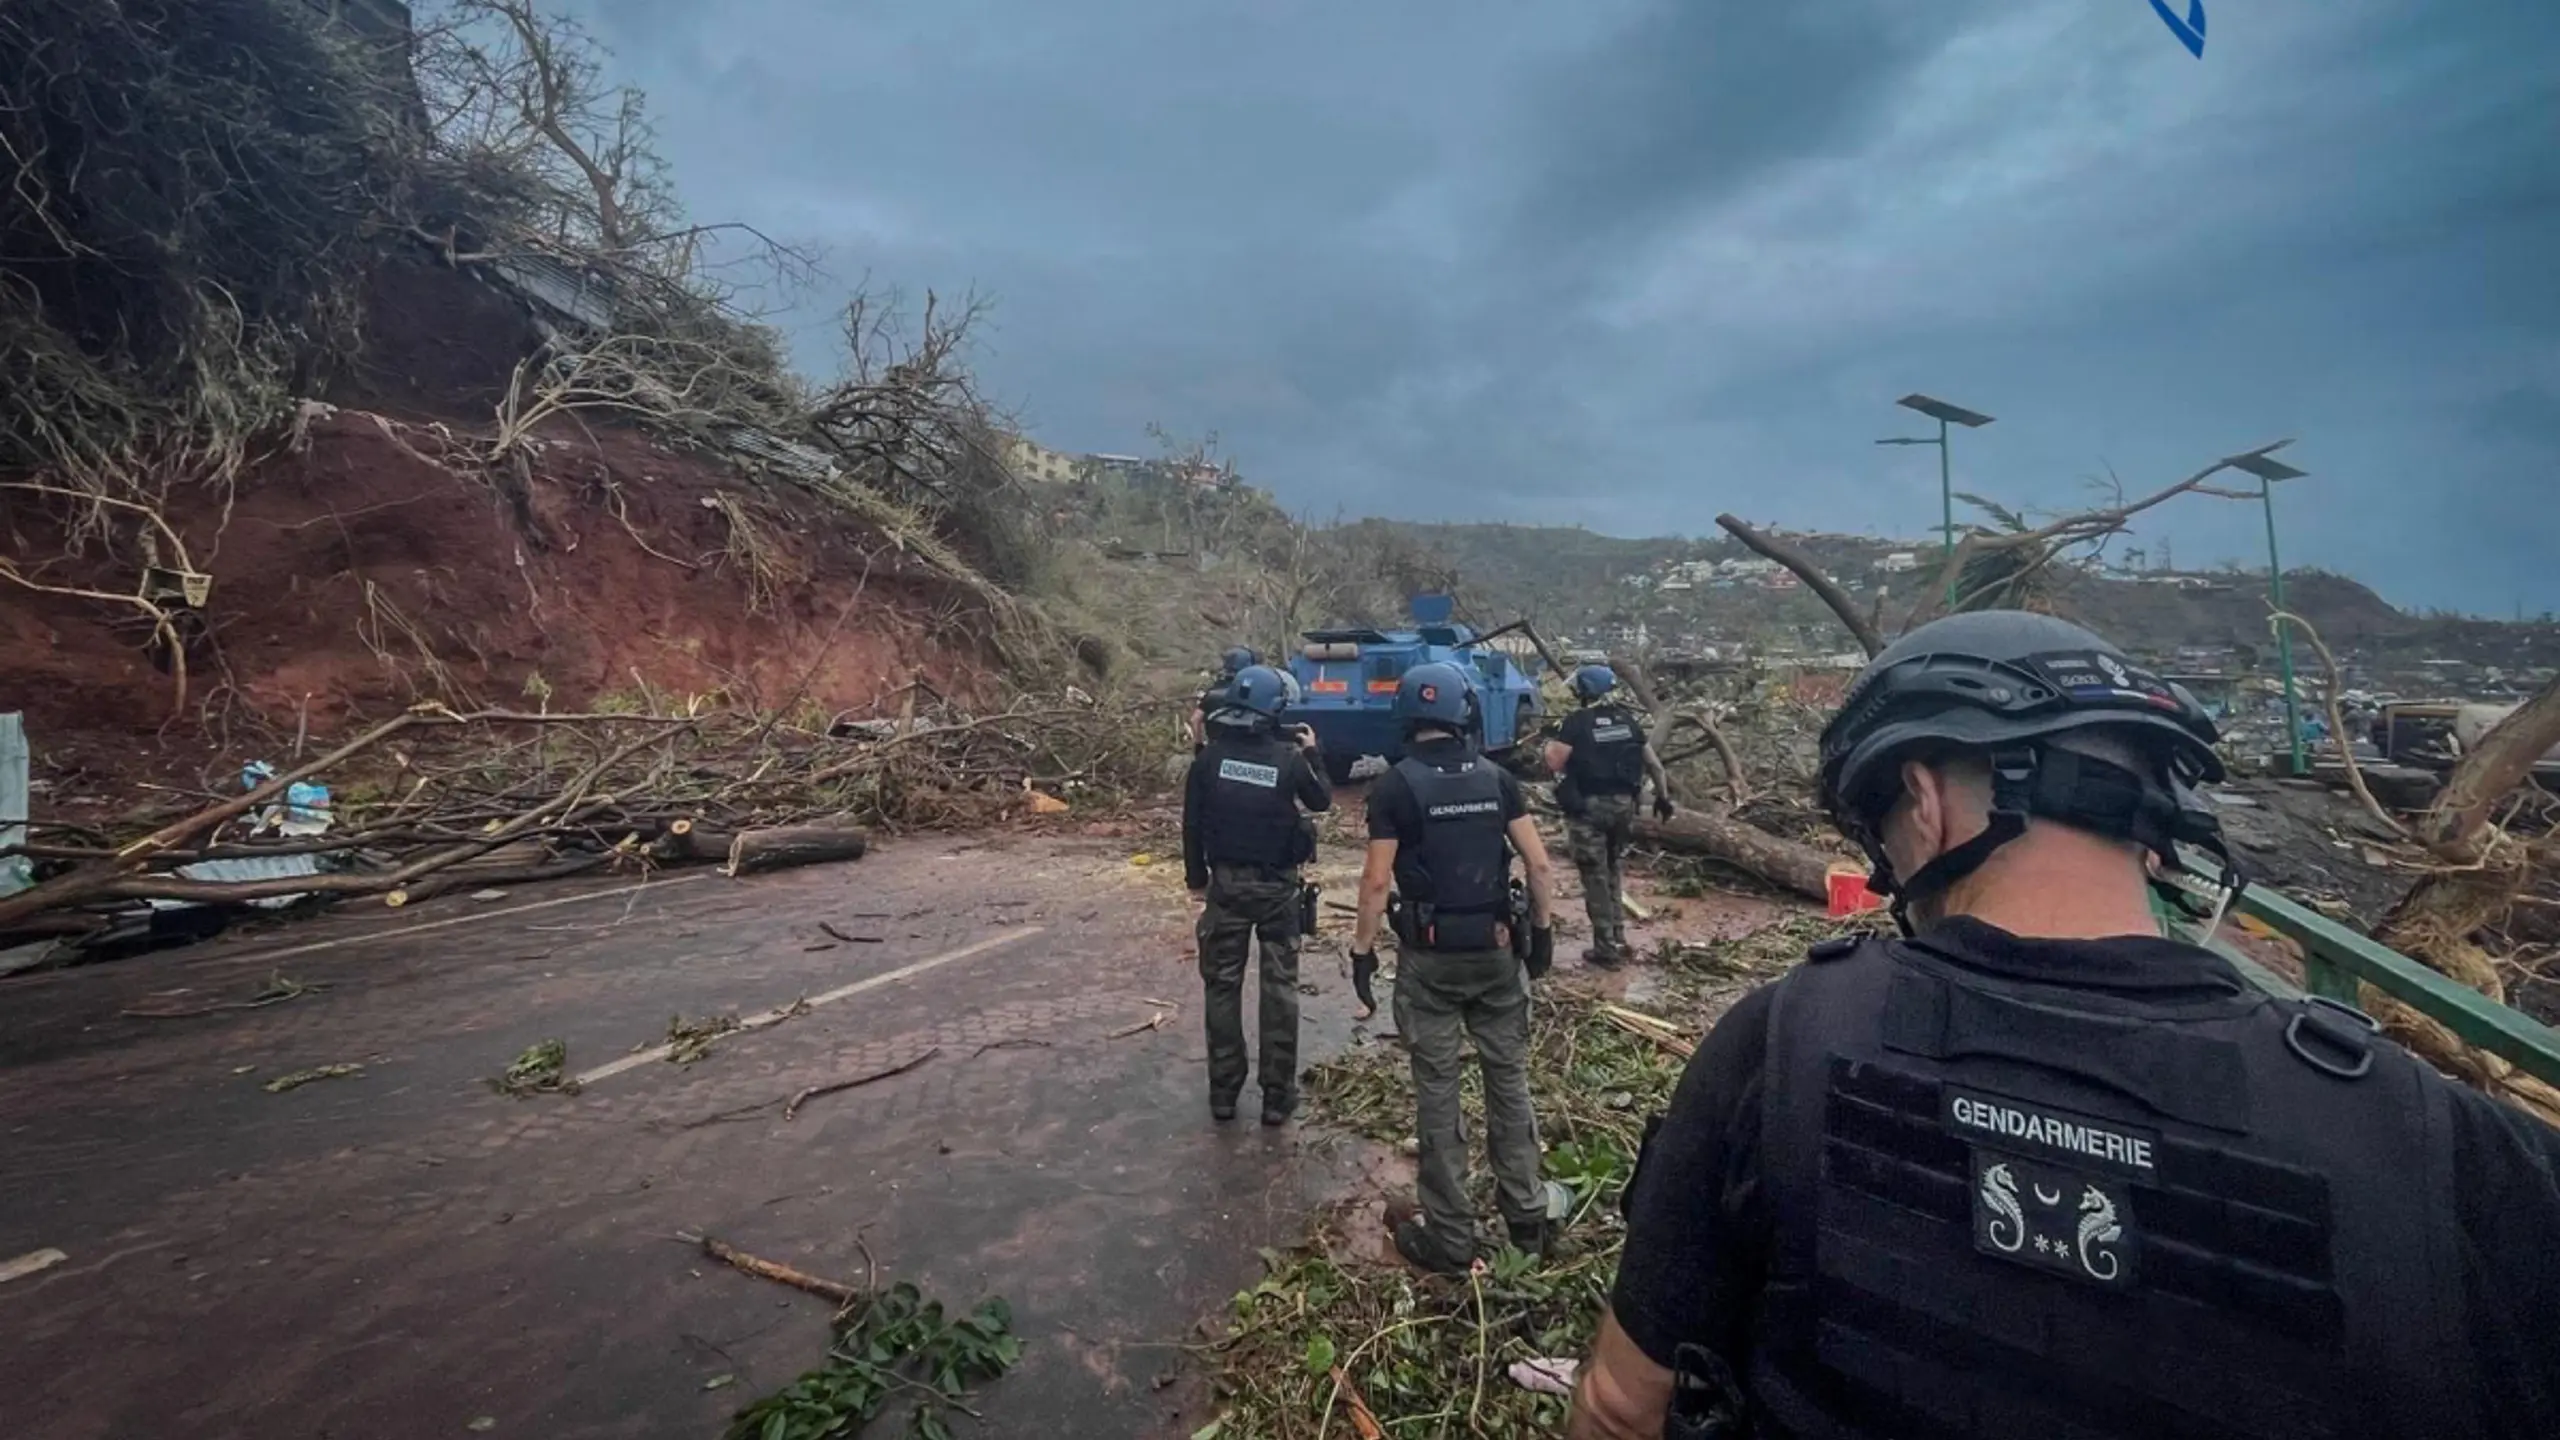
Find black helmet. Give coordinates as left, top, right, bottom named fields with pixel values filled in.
left=1816, top=610, right=2236, bottom=922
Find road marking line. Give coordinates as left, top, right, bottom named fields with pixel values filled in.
left=173, top=873, right=717, bottom=975
left=571, top=924, right=1046, bottom=1087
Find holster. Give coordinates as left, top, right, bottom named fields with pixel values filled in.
left=1556, top=773, right=1587, bottom=819
left=1665, top=1342, right=1751, bottom=1440
left=1507, top=878, right=1532, bottom=961
left=1298, top=882, right=1319, bottom=937
left=1389, top=895, right=1498, bottom=952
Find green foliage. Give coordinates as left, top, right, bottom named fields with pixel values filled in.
left=726, top=1283, right=1022, bottom=1440
left=490, top=1038, right=577, bottom=1097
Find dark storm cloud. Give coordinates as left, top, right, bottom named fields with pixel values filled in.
left=1503, top=2, right=1942, bottom=254
left=554, top=0, right=2559, bottom=613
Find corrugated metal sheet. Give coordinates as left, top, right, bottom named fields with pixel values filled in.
left=0, top=712, right=27, bottom=898
left=720, top=426, right=839, bottom=482
left=145, top=853, right=330, bottom=911
left=482, top=254, right=617, bottom=329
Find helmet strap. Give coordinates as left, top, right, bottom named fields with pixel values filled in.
left=1875, top=746, right=2035, bottom=936
left=1867, top=741, right=2247, bottom=938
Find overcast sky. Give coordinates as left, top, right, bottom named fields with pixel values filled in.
left=563, top=0, right=2558, bottom=616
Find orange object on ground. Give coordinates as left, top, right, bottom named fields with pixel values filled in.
left=1826, top=865, right=1884, bottom=917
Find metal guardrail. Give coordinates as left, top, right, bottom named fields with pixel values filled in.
left=2188, top=884, right=2560, bottom=1090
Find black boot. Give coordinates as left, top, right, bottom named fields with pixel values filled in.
left=1210, top=1093, right=1238, bottom=1122
left=1261, top=1090, right=1296, bottom=1126
left=1392, top=1217, right=1473, bottom=1276
left=1506, top=1218, right=1553, bottom=1259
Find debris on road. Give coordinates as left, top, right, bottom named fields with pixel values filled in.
left=666, top=1012, right=744, bottom=1066
left=1107, top=1011, right=1169, bottom=1039
left=784, top=1047, right=941, bottom=1121
left=1598, top=1003, right=1695, bottom=1059
left=1507, top=1357, right=1578, bottom=1396
left=490, top=1039, right=578, bottom=1098
left=1, top=696, right=1161, bottom=956
left=723, top=1279, right=1023, bottom=1440
left=262, top=1063, right=363, bottom=1094
left=0, top=1247, right=68, bottom=1285
left=121, top=972, right=327, bottom=1020
left=685, top=1232, right=863, bottom=1307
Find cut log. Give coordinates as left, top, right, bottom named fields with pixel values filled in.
left=1632, top=809, right=1838, bottom=903
left=722, top=825, right=870, bottom=877
left=650, top=825, right=735, bottom=865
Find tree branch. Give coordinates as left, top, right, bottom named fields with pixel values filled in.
left=1713, top=514, right=1885, bottom=656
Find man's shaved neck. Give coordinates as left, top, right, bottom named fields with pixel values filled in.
left=1938, top=820, right=2162, bottom=939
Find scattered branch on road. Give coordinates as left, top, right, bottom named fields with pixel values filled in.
left=0, top=692, right=1161, bottom=946
left=262, top=1063, right=363, bottom=1094
left=685, top=1233, right=864, bottom=1307
left=121, top=973, right=328, bottom=1020
left=784, top=1047, right=941, bottom=1121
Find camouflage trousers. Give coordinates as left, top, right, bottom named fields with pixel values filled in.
left=1392, top=945, right=1544, bottom=1256
left=1197, top=866, right=1302, bottom=1103
left=1567, top=791, right=1639, bottom=956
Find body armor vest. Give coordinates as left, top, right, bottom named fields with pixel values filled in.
left=1744, top=935, right=2478, bottom=1440
left=1568, top=703, right=1648, bottom=795
left=1198, top=729, right=1313, bottom=869
left=1390, top=752, right=1509, bottom=951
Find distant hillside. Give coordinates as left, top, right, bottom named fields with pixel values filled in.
left=1367, top=521, right=2560, bottom=688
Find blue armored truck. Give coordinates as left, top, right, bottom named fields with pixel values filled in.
left=1285, top=594, right=1547, bottom=784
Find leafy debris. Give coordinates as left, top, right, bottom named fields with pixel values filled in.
left=491, top=1038, right=578, bottom=1097
left=263, top=1063, right=363, bottom=1094
left=666, top=1012, right=743, bottom=1067
left=725, top=1282, right=1023, bottom=1440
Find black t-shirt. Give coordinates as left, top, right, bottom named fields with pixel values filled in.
left=1610, top=917, right=2560, bottom=1433
left=1364, top=736, right=1527, bottom=844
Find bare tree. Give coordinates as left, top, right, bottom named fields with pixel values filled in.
left=416, top=0, right=678, bottom=262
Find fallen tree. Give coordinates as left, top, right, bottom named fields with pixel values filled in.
left=0, top=691, right=1161, bottom=949
left=1605, top=654, right=1843, bottom=901
left=2367, top=671, right=2560, bottom=1126
left=1631, top=807, right=1834, bottom=902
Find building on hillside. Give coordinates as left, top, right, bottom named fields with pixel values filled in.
left=1879, top=551, right=1920, bottom=573
left=1003, top=435, right=1081, bottom=484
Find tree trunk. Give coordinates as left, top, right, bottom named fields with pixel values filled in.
left=1632, top=809, right=1837, bottom=902
left=722, top=825, right=870, bottom=877
left=2372, top=671, right=2560, bottom=1125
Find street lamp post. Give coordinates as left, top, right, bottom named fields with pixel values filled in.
left=2224, top=448, right=2313, bottom=776
left=1877, top=393, right=1995, bottom=607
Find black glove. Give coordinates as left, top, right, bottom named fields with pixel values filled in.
left=1526, top=925, right=1554, bottom=980
left=1351, top=950, right=1380, bottom=1015
left=1653, top=794, right=1676, bottom=822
